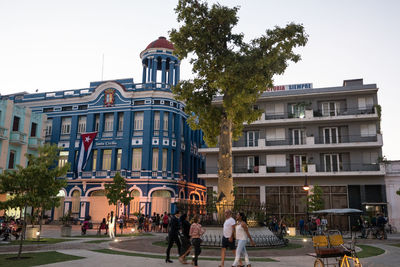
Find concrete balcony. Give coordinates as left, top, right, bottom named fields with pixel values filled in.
left=251, top=107, right=378, bottom=127
left=28, top=137, right=44, bottom=149
left=9, top=131, right=27, bottom=145
left=0, top=126, right=8, bottom=140
left=198, top=162, right=385, bottom=179
left=199, top=134, right=382, bottom=154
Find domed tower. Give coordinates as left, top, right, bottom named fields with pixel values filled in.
left=140, top=36, right=180, bottom=87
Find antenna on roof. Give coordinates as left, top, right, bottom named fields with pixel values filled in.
left=101, top=53, right=105, bottom=81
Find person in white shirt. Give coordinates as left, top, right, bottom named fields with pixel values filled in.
left=108, top=211, right=116, bottom=239
left=232, top=212, right=255, bottom=267
left=220, top=210, right=242, bottom=267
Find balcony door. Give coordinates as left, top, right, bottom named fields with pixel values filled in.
left=292, top=129, right=305, bottom=145
left=247, top=131, right=259, bottom=147
left=322, top=102, right=339, bottom=116
left=293, top=155, right=307, bottom=173
left=247, top=156, right=259, bottom=173
left=324, top=154, right=340, bottom=172
left=323, top=127, right=339, bottom=144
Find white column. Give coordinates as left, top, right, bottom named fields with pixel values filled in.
left=260, top=186, right=266, bottom=204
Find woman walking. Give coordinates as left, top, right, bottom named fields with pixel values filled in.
left=186, top=215, right=205, bottom=267
left=179, top=214, right=192, bottom=264
left=232, top=212, right=255, bottom=267
left=108, top=211, right=116, bottom=239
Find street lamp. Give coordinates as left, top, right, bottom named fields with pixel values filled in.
left=303, top=176, right=310, bottom=191
left=303, top=176, right=310, bottom=226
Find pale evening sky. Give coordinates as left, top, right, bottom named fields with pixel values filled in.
left=0, top=0, right=399, bottom=159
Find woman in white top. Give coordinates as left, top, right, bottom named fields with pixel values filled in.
left=232, top=212, right=255, bottom=267
left=108, top=211, right=116, bottom=239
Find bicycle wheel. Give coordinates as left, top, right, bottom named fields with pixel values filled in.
left=391, top=226, right=397, bottom=234
left=314, top=258, right=324, bottom=267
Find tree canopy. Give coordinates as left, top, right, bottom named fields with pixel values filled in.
left=170, top=0, right=308, bottom=146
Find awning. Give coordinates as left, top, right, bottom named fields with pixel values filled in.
left=312, top=208, right=363, bottom=215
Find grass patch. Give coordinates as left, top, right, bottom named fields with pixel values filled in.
left=92, top=249, right=277, bottom=262
left=0, top=238, right=72, bottom=246
left=72, top=232, right=153, bottom=238
left=357, top=245, right=385, bottom=258
left=84, top=239, right=110, bottom=244
left=0, top=251, right=84, bottom=266
left=152, top=241, right=301, bottom=250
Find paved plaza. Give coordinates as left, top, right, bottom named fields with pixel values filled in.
left=1, top=225, right=400, bottom=266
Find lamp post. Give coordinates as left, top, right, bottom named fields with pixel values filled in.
left=303, top=176, right=310, bottom=223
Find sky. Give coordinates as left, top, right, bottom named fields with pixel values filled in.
left=0, top=0, right=399, bottom=159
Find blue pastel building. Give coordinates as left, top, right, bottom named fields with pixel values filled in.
left=11, top=37, right=206, bottom=222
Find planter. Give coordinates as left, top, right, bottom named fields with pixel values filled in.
left=26, top=227, right=40, bottom=239
left=61, top=225, right=72, bottom=237
left=288, top=227, right=296, bottom=236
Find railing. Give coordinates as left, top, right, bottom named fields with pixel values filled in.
left=0, top=126, right=8, bottom=139
left=9, top=131, right=27, bottom=144
left=134, top=82, right=171, bottom=90
left=316, top=163, right=381, bottom=172
left=202, top=163, right=382, bottom=175
left=28, top=137, right=44, bottom=148
left=313, top=106, right=375, bottom=117
left=315, top=134, right=378, bottom=144
left=260, top=106, right=376, bottom=121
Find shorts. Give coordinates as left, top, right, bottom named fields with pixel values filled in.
left=221, top=236, right=236, bottom=250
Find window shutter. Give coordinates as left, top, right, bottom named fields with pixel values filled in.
left=358, top=97, right=366, bottom=110
left=275, top=103, right=284, bottom=115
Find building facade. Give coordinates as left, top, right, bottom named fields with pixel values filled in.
left=199, top=79, right=385, bottom=229
left=385, top=161, right=400, bottom=229
left=0, top=97, right=46, bottom=216
left=10, top=37, right=206, bottom=222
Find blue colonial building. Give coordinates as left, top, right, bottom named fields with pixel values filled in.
left=10, top=37, right=206, bottom=222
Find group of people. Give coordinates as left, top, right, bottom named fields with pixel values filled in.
left=165, top=209, right=255, bottom=267
left=358, top=213, right=388, bottom=239
left=0, top=217, right=22, bottom=241
left=298, top=216, right=328, bottom=235
left=137, top=212, right=170, bottom=233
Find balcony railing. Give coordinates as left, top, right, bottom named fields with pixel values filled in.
left=316, top=163, right=380, bottom=172
left=28, top=137, right=44, bottom=149
left=259, top=107, right=376, bottom=121
left=202, top=162, right=382, bottom=175
left=315, top=134, right=378, bottom=144
left=0, top=126, right=8, bottom=139
left=9, top=131, right=27, bottom=144
left=313, top=107, right=375, bottom=117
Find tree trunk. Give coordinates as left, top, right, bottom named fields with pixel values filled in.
left=115, top=205, right=118, bottom=237
left=37, top=207, right=43, bottom=241
left=17, top=205, right=27, bottom=259
left=217, top=115, right=235, bottom=215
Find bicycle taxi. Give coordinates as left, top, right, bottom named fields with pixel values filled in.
left=308, top=208, right=364, bottom=267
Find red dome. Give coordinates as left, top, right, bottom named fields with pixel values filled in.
left=145, top=36, right=174, bottom=50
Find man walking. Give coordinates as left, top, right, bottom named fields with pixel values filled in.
left=220, top=210, right=242, bottom=267
left=165, top=210, right=182, bottom=263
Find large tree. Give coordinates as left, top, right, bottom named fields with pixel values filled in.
left=170, top=0, right=308, bottom=206
left=104, top=172, right=133, bottom=236
left=0, top=144, right=68, bottom=259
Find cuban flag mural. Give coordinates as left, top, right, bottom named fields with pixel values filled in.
left=77, top=132, right=97, bottom=175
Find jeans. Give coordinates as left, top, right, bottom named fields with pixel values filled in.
left=232, top=239, right=250, bottom=266
left=192, top=238, right=202, bottom=266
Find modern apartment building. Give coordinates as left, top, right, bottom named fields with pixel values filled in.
left=8, top=37, right=206, bottom=222
left=199, top=79, right=385, bottom=228
left=0, top=97, right=46, bottom=216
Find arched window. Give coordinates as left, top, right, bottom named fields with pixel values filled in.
left=152, top=190, right=171, bottom=198
left=91, top=190, right=106, bottom=197
left=71, top=190, right=80, bottom=214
